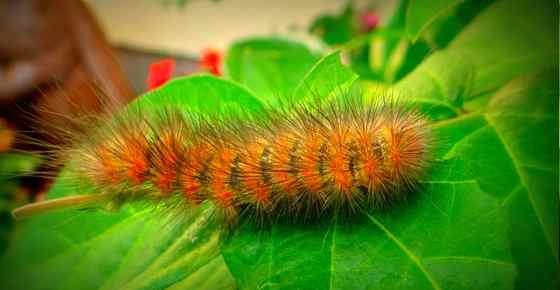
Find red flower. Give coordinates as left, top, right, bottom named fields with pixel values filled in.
left=147, top=58, right=176, bottom=90
left=199, top=49, right=222, bottom=76
left=360, top=11, right=380, bottom=32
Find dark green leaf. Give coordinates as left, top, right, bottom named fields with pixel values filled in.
left=419, top=0, right=495, bottom=49
left=309, top=4, right=355, bottom=46
left=448, top=0, right=558, bottom=96
left=225, top=38, right=320, bottom=105
left=405, top=0, right=465, bottom=42
left=221, top=70, right=558, bottom=290
left=393, top=49, right=474, bottom=119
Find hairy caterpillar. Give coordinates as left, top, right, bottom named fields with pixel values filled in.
left=13, top=94, right=433, bottom=223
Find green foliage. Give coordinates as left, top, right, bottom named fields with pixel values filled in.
left=310, top=0, right=435, bottom=83
left=292, top=51, right=358, bottom=103
left=309, top=4, right=356, bottom=46
left=0, top=154, right=42, bottom=180
left=0, top=153, right=42, bottom=255
left=225, top=38, right=320, bottom=105
left=447, top=0, right=557, bottom=96
left=405, top=0, right=465, bottom=42
left=1, top=0, right=558, bottom=289
left=392, top=49, right=473, bottom=119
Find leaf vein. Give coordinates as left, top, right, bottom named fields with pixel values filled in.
left=366, top=214, right=442, bottom=290
left=485, top=115, right=558, bottom=263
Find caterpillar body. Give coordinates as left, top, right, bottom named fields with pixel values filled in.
left=14, top=96, right=433, bottom=222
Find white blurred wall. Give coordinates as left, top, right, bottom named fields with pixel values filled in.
left=84, top=0, right=383, bottom=57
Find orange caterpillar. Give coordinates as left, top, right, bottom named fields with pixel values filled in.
left=14, top=97, right=433, bottom=221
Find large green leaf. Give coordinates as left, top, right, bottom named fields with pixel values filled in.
left=133, top=74, right=266, bottom=115
left=447, top=0, right=557, bottom=96
left=225, top=38, right=320, bottom=105
left=485, top=72, right=559, bottom=290
left=221, top=69, right=558, bottom=290
left=0, top=203, right=230, bottom=290
left=219, top=2, right=559, bottom=286
left=0, top=75, right=266, bottom=290
left=394, top=0, right=557, bottom=114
